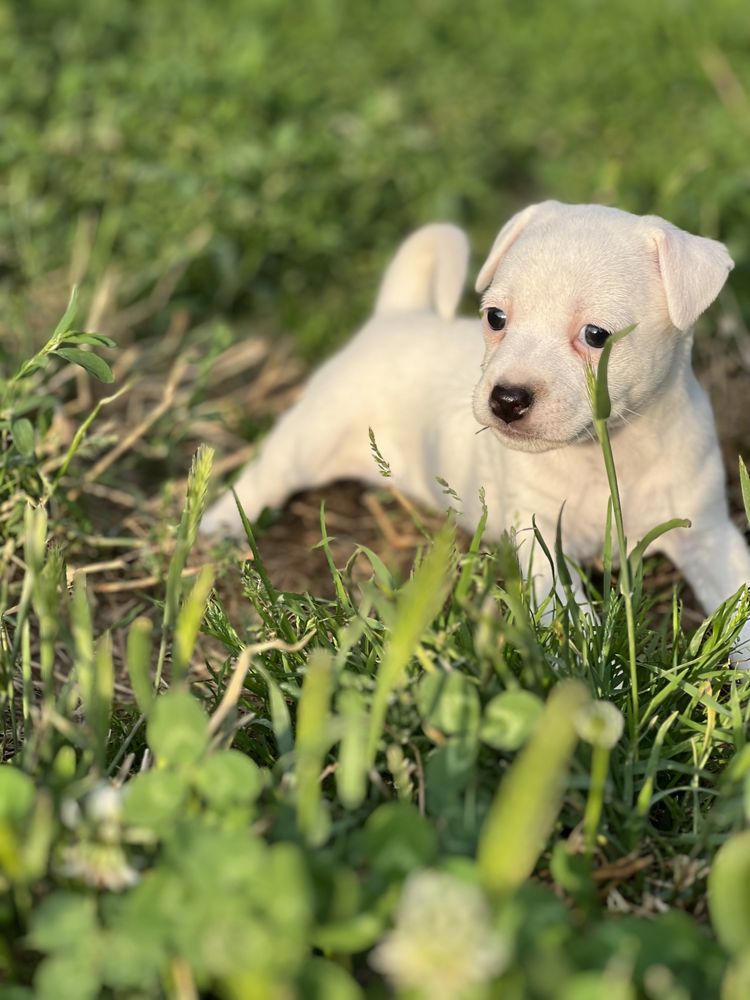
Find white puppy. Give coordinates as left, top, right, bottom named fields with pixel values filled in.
left=202, top=201, right=750, bottom=655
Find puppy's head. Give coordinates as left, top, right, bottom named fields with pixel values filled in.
left=472, top=201, right=733, bottom=452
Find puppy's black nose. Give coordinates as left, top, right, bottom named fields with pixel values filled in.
left=489, top=384, right=534, bottom=424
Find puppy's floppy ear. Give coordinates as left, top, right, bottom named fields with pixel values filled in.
left=648, top=218, right=734, bottom=331
left=475, top=201, right=558, bottom=292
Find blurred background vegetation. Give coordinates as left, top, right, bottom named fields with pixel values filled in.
left=2, top=0, right=750, bottom=362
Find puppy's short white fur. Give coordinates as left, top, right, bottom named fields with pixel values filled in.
left=202, top=201, right=750, bottom=660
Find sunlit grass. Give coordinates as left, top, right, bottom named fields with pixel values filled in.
left=2, top=1, right=750, bottom=991
left=1, top=298, right=749, bottom=995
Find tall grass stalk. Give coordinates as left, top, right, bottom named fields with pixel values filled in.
left=574, top=700, right=625, bottom=855
left=586, top=327, right=639, bottom=743
left=367, top=522, right=456, bottom=763
left=154, top=444, right=213, bottom=689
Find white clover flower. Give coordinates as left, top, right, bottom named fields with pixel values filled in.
left=59, top=841, right=139, bottom=891
left=574, top=700, right=625, bottom=749
left=370, top=870, right=508, bottom=1000
left=60, top=797, right=82, bottom=830
left=82, top=781, right=126, bottom=846
left=85, top=782, right=124, bottom=826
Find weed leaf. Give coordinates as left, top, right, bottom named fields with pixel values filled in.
left=53, top=348, right=114, bottom=384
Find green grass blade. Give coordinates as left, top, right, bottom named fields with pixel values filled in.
left=347, top=544, right=396, bottom=595
left=296, top=649, right=333, bottom=842
left=92, top=632, right=115, bottom=766
left=336, top=689, right=369, bottom=809
left=629, top=518, right=691, bottom=572
left=635, top=710, right=679, bottom=818
left=71, top=576, right=98, bottom=762
left=315, top=501, right=353, bottom=611
left=367, top=522, right=456, bottom=763
left=51, top=384, right=130, bottom=490
left=155, top=445, right=214, bottom=688
left=592, top=324, right=636, bottom=420
left=478, top=679, right=590, bottom=896
left=127, top=616, right=155, bottom=715
left=172, top=565, right=215, bottom=683
left=254, top=663, right=294, bottom=757
left=602, top=496, right=614, bottom=613
left=233, top=486, right=297, bottom=644
left=553, top=503, right=573, bottom=590
left=455, top=488, right=489, bottom=604
left=233, top=487, right=276, bottom=602
left=740, top=457, right=750, bottom=526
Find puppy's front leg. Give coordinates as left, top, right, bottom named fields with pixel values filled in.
left=201, top=386, right=354, bottom=537
left=199, top=456, right=270, bottom=536
left=661, top=519, right=750, bottom=665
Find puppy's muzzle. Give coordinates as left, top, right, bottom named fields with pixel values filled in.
left=489, top=384, right=534, bottom=424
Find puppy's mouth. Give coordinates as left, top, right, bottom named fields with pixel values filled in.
left=481, top=417, right=595, bottom=453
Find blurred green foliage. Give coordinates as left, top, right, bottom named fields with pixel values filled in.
left=0, top=300, right=749, bottom=993
left=2, top=432, right=749, bottom=996
left=1, top=0, right=750, bottom=354
left=3, top=3, right=750, bottom=995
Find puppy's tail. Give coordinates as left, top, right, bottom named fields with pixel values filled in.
left=374, top=223, right=469, bottom=321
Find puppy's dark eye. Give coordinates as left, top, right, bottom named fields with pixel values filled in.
left=486, top=307, right=507, bottom=332
left=582, top=324, right=611, bottom=349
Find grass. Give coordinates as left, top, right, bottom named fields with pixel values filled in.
left=2, top=1, right=750, bottom=996
left=2, top=302, right=750, bottom=996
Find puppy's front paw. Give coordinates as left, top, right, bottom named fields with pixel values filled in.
left=200, top=493, right=247, bottom=539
